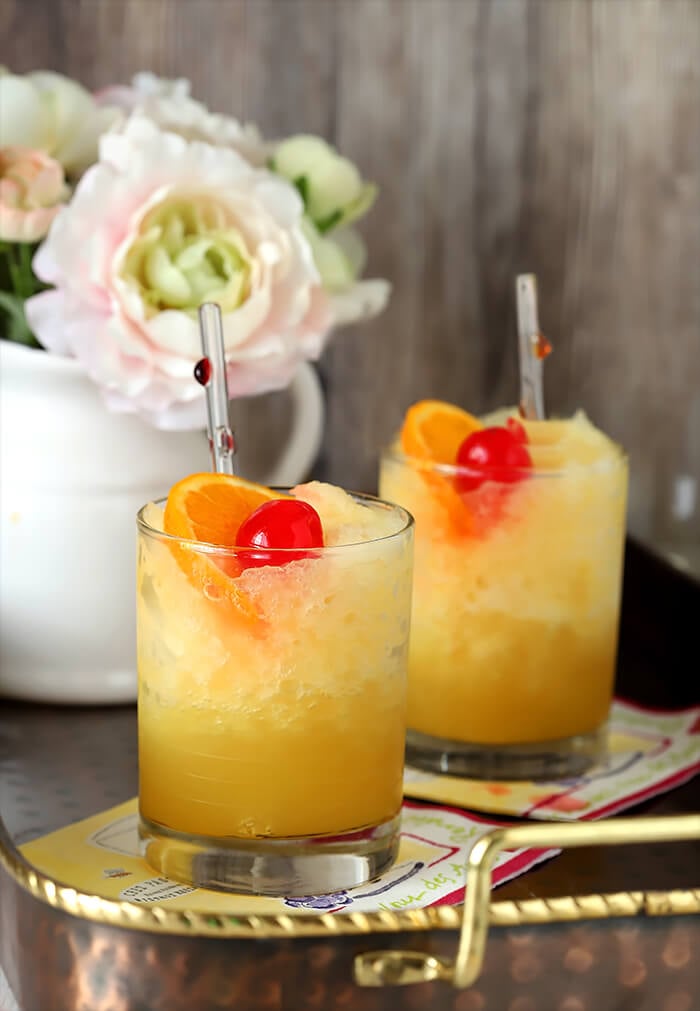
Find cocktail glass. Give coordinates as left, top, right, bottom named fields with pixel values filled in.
left=136, top=490, right=414, bottom=895
left=379, top=413, right=628, bottom=780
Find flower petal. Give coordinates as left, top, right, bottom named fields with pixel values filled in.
left=0, top=75, right=53, bottom=149
left=329, top=279, right=391, bottom=326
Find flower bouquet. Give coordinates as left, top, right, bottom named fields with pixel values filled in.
left=0, top=70, right=388, bottom=704
left=0, top=69, right=388, bottom=429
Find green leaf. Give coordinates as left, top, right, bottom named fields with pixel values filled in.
left=315, top=208, right=343, bottom=235
left=0, top=292, right=41, bottom=347
left=0, top=239, right=46, bottom=300
left=293, top=175, right=310, bottom=206
left=312, top=184, right=378, bottom=235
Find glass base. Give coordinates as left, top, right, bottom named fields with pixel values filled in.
left=139, top=812, right=401, bottom=896
left=406, top=725, right=607, bottom=781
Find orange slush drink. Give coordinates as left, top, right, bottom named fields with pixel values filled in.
left=137, top=476, right=414, bottom=843
left=379, top=402, right=628, bottom=761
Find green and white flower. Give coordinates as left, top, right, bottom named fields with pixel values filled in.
left=271, top=134, right=376, bottom=234
left=0, top=68, right=118, bottom=177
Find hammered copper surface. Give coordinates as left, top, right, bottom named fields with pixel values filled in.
left=0, top=703, right=137, bottom=845
left=2, top=865, right=699, bottom=1011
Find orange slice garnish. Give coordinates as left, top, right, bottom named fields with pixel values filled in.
left=163, top=473, right=284, bottom=627
left=164, top=472, right=282, bottom=547
left=399, top=400, right=484, bottom=536
left=400, top=399, right=483, bottom=464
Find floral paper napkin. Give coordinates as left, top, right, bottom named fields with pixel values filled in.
left=19, top=701, right=698, bottom=915
left=403, top=699, right=700, bottom=820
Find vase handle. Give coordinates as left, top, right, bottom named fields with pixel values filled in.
left=262, top=362, right=325, bottom=487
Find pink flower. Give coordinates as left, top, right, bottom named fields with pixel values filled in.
left=25, top=116, right=335, bottom=429
left=0, top=147, right=68, bottom=242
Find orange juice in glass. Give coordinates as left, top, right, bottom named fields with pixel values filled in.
left=137, top=475, right=413, bottom=895
left=379, top=402, right=628, bottom=779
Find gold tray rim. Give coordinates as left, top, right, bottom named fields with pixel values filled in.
left=3, top=811, right=699, bottom=942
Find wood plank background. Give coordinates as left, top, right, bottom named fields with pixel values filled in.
left=3, top=0, right=699, bottom=548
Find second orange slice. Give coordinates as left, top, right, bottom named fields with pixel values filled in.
left=399, top=400, right=483, bottom=536
left=400, top=399, right=483, bottom=464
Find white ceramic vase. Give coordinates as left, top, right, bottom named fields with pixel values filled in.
left=0, top=341, right=324, bottom=705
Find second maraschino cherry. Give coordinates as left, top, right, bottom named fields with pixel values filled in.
left=456, top=425, right=533, bottom=494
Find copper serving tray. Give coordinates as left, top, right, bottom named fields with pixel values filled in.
left=1, top=539, right=698, bottom=1010
left=2, top=807, right=699, bottom=1010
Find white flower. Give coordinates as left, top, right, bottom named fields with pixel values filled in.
left=25, top=116, right=338, bottom=429
left=96, top=72, right=267, bottom=166
left=95, top=71, right=192, bottom=109
left=300, top=219, right=389, bottom=325
left=0, top=69, right=118, bottom=176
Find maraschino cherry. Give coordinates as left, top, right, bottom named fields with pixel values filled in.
left=456, top=424, right=533, bottom=493
left=235, top=499, right=324, bottom=568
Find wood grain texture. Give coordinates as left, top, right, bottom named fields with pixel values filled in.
left=2, top=0, right=699, bottom=547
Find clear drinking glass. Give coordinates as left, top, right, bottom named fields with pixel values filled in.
left=136, top=491, right=413, bottom=895
left=379, top=413, right=628, bottom=780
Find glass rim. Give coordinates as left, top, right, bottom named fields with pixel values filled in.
left=137, top=487, right=414, bottom=555
left=380, top=442, right=629, bottom=480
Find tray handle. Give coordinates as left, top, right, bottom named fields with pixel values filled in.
left=354, top=812, right=700, bottom=989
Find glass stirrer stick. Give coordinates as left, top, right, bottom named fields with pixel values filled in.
left=516, top=273, right=552, bottom=421
left=195, top=302, right=237, bottom=475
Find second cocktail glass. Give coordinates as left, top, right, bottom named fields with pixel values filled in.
left=380, top=409, right=628, bottom=780
left=136, top=484, right=414, bottom=896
